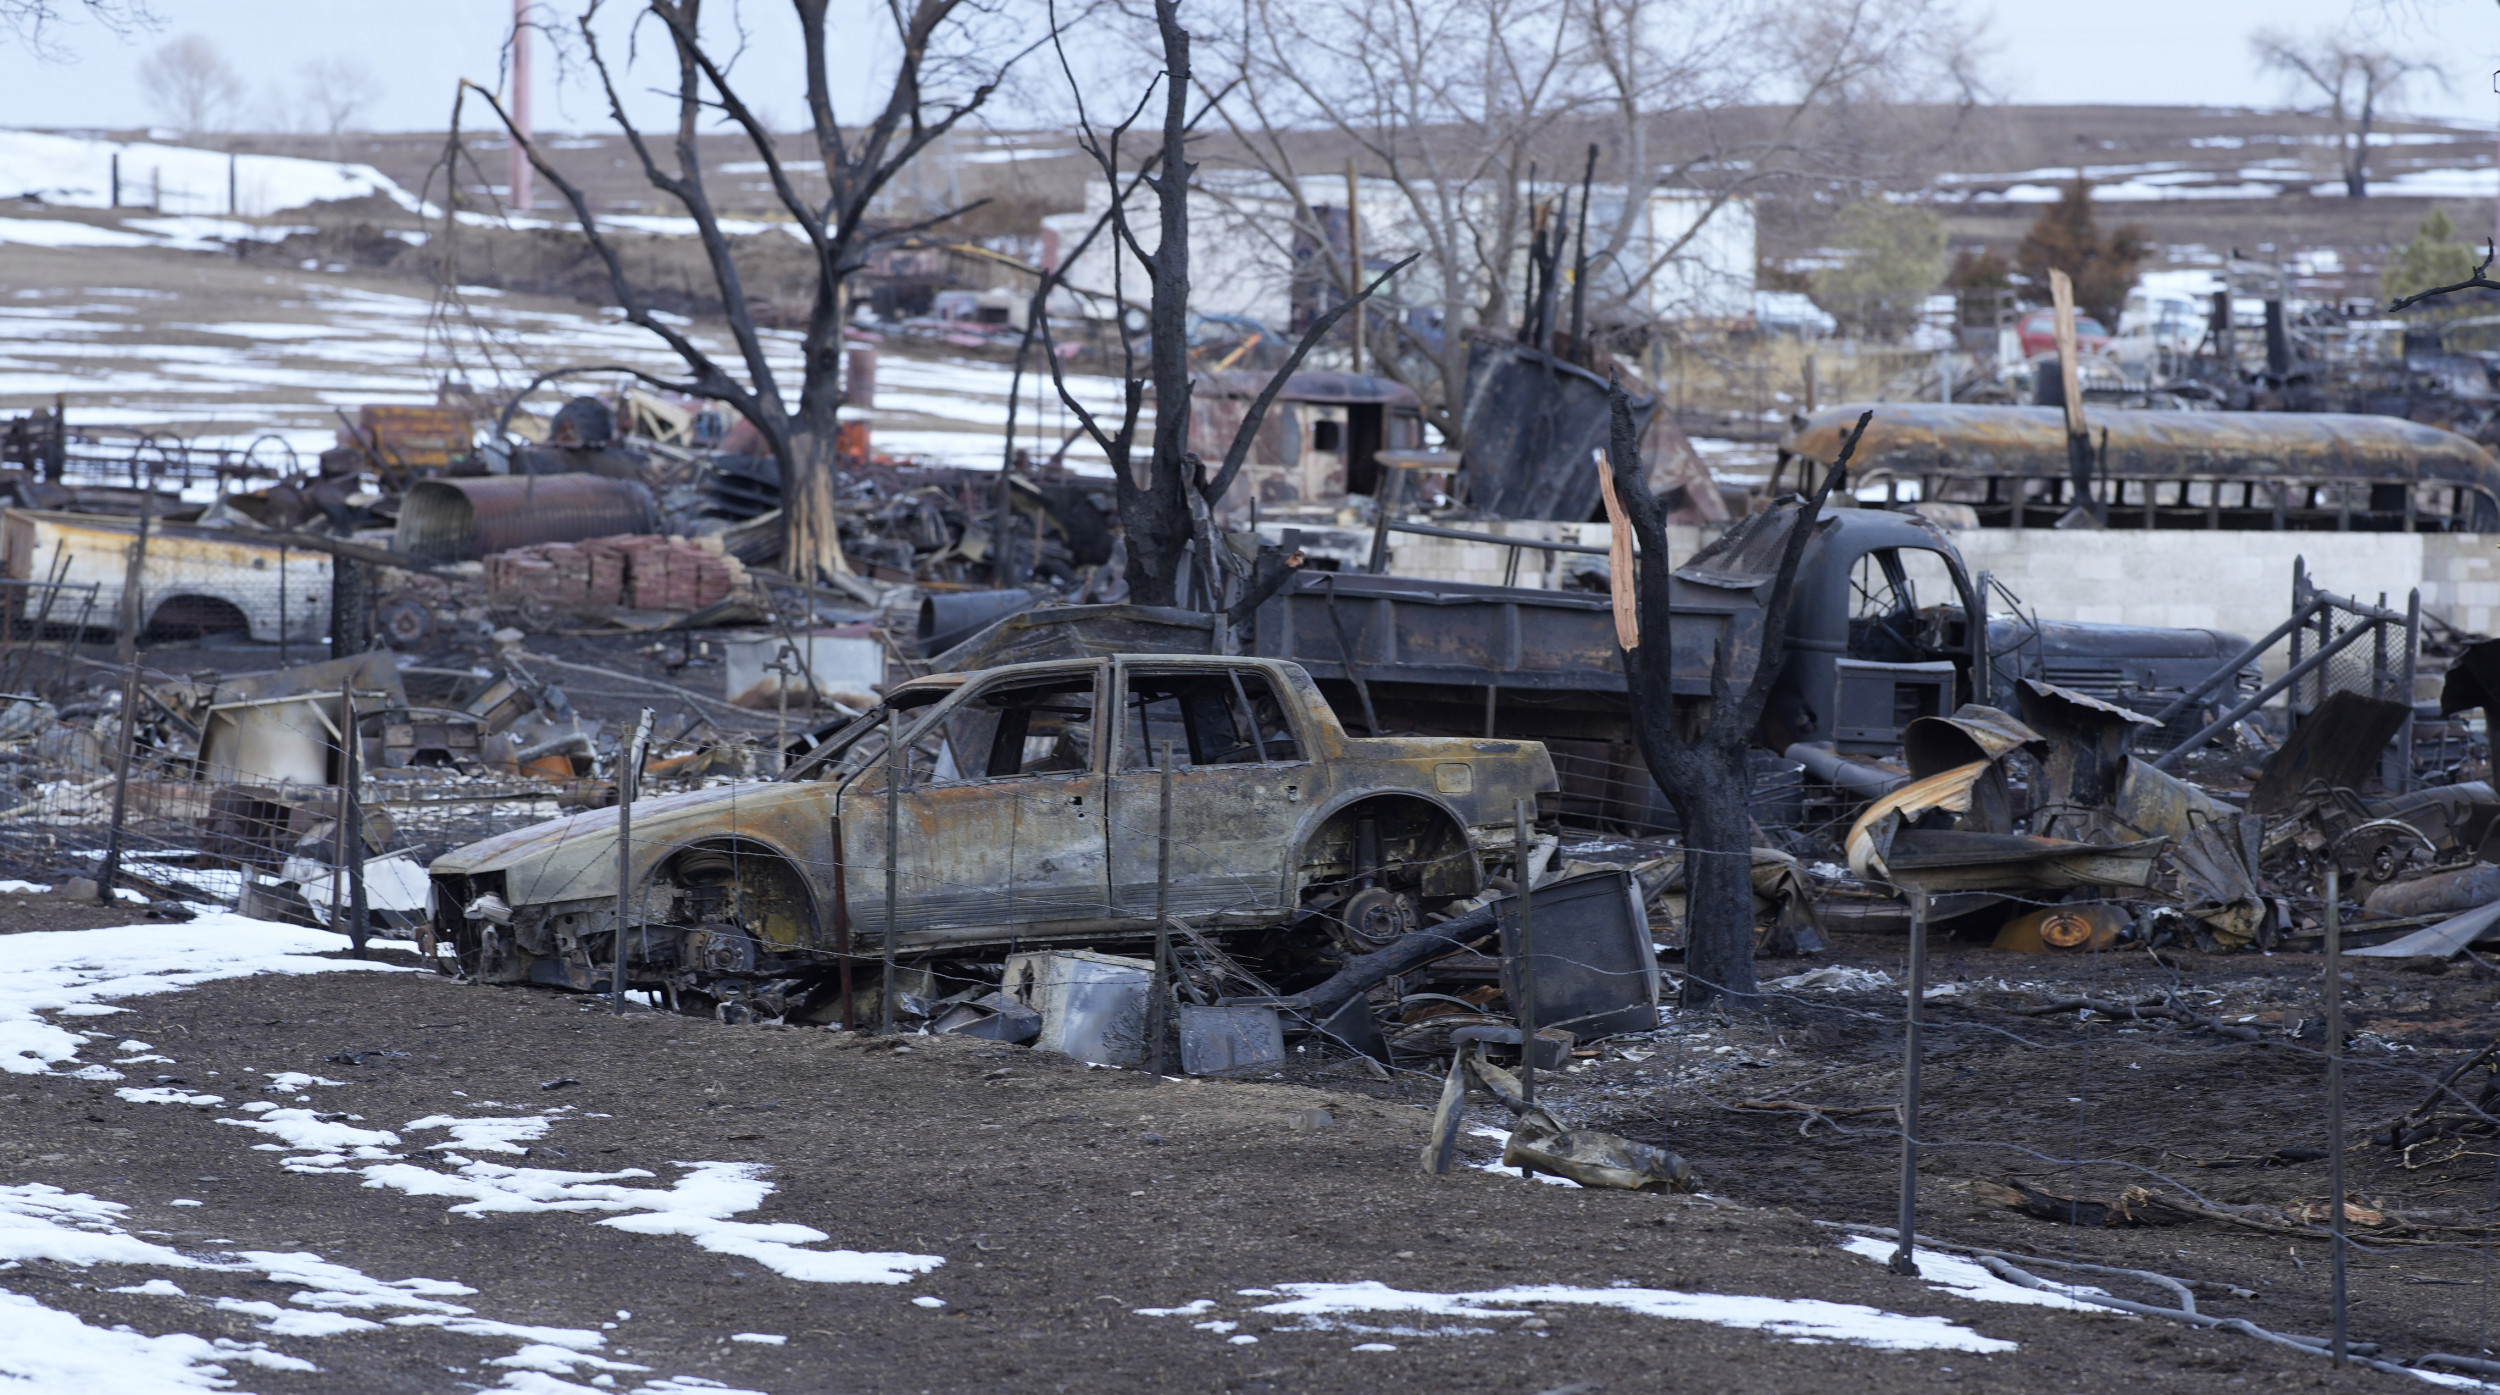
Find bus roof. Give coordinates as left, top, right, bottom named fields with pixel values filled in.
left=1782, top=404, right=2500, bottom=492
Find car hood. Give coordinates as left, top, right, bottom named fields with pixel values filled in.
left=430, top=778, right=826, bottom=891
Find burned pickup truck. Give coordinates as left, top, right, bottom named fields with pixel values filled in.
left=430, top=654, right=1556, bottom=1015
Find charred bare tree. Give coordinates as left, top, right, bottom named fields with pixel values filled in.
left=459, top=0, right=1042, bottom=590
left=1600, top=382, right=1869, bottom=1005
left=2388, top=239, right=2500, bottom=314
left=1040, top=0, right=1409, bottom=610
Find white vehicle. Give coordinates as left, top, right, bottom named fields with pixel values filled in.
left=2112, top=271, right=2220, bottom=365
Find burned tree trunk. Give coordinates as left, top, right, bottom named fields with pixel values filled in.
left=785, top=424, right=848, bottom=586
left=1043, top=0, right=1408, bottom=613
left=1599, top=382, right=1870, bottom=1005
left=1120, top=0, right=1200, bottom=609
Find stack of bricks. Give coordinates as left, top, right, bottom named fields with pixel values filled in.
left=485, top=534, right=741, bottom=613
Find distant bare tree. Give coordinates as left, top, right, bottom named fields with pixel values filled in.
left=2252, top=30, right=2437, bottom=198
left=1, top=0, right=152, bottom=57
left=300, top=56, right=379, bottom=162
left=1040, top=0, right=1411, bottom=609
left=1199, top=0, right=1988, bottom=448
left=459, top=0, right=1050, bottom=589
left=139, top=32, right=243, bottom=135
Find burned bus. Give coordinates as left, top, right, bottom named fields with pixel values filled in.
left=1780, top=404, right=2500, bottom=532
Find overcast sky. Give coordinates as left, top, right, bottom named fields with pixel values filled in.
left=0, top=0, right=2492, bottom=135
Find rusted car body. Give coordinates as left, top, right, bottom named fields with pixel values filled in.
left=429, top=654, right=1558, bottom=1005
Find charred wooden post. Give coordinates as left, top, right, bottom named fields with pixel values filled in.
left=330, top=554, right=369, bottom=658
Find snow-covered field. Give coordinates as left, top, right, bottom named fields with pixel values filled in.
left=0, top=274, right=1136, bottom=471
left=0, top=127, right=1136, bottom=471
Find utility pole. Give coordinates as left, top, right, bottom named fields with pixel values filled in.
left=510, top=0, right=534, bottom=212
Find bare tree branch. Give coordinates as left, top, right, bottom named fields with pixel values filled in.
left=2389, top=239, right=2500, bottom=313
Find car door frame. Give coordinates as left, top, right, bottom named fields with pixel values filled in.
left=1104, top=656, right=1318, bottom=926
left=831, top=659, right=1111, bottom=950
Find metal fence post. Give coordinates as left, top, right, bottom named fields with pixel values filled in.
left=2326, top=865, right=2349, bottom=1364
left=2401, top=589, right=2421, bottom=793
left=1890, top=886, right=1930, bottom=1276
left=342, top=680, right=368, bottom=960
left=881, top=707, right=900, bottom=1035
left=95, top=656, right=142, bottom=906
left=613, top=708, right=653, bottom=1014
left=1150, top=738, right=1175, bottom=1080
left=1514, top=798, right=1537, bottom=1114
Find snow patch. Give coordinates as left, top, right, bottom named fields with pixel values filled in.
left=356, top=1157, right=944, bottom=1285
left=0, top=1285, right=284, bottom=1390
left=405, top=1113, right=560, bottom=1155
left=1186, top=1280, right=2022, bottom=1351
left=0, top=915, right=406, bottom=1077
left=1838, top=1235, right=2116, bottom=1311
left=116, top=1087, right=223, bottom=1106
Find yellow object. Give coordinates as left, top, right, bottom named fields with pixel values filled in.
left=1844, top=760, right=1988, bottom=879
left=1992, top=903, right=2126, bottom=953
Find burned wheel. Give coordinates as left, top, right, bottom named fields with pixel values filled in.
left=2333, top=819, right=2434, bottom=885
left=1334, top=886, right=1417, bottom=952
left=376, top=595, right=436, bottom=648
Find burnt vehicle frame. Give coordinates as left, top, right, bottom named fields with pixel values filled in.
left=429, top=653, right=1557, bottom=1014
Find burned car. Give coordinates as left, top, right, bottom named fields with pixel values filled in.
left=430, top=654, right=1558, bottom=1017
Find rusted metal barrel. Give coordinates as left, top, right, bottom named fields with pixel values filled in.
left=2362, top=862, right=2500, bottom=920
left=394, top=474, right=658, bottom=562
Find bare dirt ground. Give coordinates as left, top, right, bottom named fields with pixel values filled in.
left=3, top=914, right=2486, bottom=1394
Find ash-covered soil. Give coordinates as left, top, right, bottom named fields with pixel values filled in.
left=0, top=926, right=2457, bottom=1394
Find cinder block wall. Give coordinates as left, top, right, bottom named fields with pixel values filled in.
left=2422, top=534, right=2500, bottom=637
left=1953, top=530, right=2430, bottom=671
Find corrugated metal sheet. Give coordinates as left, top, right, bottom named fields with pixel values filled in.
left=1781, top=403, right=2500, bottom=492
left=395, top=474, right=658, bottom=563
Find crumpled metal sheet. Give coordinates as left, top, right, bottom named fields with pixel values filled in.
left=1866, top=825, right=2167, bottom=893
left=1902, top=704, right=2043, bottom=780
left=1501, top=1106, right=1696, bottom=1192
left=2111, top=757, right=2232, bottom=841
left=1845, top=760, right=1989, bottom=879
left=2248, top=689, right=2411, bottom=816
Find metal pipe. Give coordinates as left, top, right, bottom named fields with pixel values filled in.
left=881, top=706, right=900, bottom=1036
left=612, top=707, right=652, bottom=1014
left=2140, top=599, right=2322, bottom=728
left=1890, top=886, right=1930, bottom=1275
left=2150, top=617, right=2380, bottom=770
left=1150, top=738, right=1174, bottom=1080
left=1783, top=742, right=1911, bottom=802
left=2326, top=866, right=2348, bottom=1364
